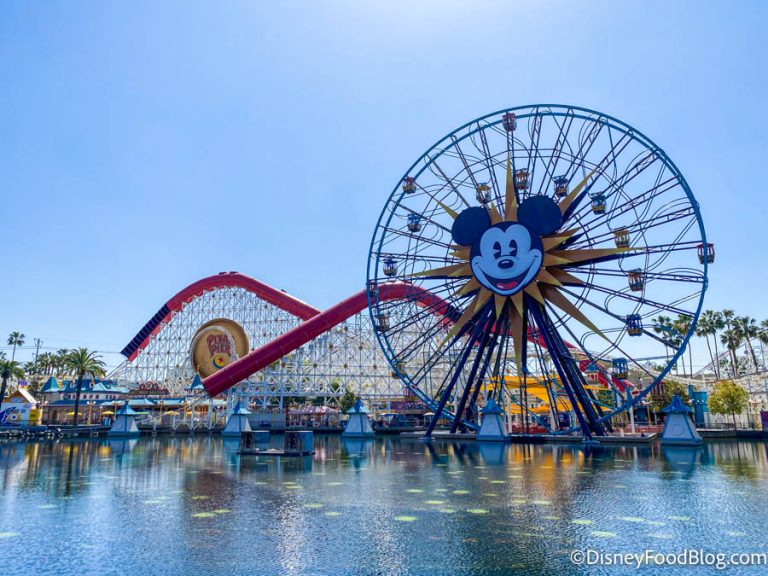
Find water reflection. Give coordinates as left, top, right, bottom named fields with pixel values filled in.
left=1, top=436, right=768, bottom=575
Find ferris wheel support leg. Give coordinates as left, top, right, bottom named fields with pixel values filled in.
left=426, top=307, right=492, bottom=438
left=450, top=323, right=494, bottom=433
left=462, top=314, right=506, bottom=431
left=529, top=303, right=606, bottom=438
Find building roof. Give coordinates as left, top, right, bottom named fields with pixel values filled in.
left=58, top=379, right=130, bottom=395
left=231, top=401, right=251, bottom=415
left=6, top=388, right=38, bottom=404
left=481, top=397, right=503, bottom=415
left=187, top=374, right=204, bottom=390
left=116, top=402, right=138, bottom=416
left=663, top=394, right=693, bottom=414
left=41, top=377, right=62, bottom=393
left=346, top=399, right=369, bottom=414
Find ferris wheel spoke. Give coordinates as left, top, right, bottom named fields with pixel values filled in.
left=570, top=266, right=704, bottom=284
left=423, top=154, right=472, bottom=208
left=379, top=224, right=454, bottom=250
left=565, top=118, right=604, bottom=183
left=387, top=207, right=454, bottom=236
left=567, top=177, right=681, bottom=237
left=567, top=149, right=661, bottom=224
left=569, top=206, right=696, bottom=249
left=557, top=286, right=685, bottom=351
left=522, top=112, right=544, bottom=200
left=381, top=305, right=456, bottom=353
left=449, top=135, right=483, bottom=191
left=571, top=282, right=693, bottom=317
left=542, top=301, right=631, bottom=399
left=560, top=134, right=634, bottom=224
left=552, top=240, right=697, bottom=271
left=538, top=112, right=576, bottom=197
left=477, top=126, right=504, bottom=207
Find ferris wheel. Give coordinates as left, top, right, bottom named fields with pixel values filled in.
left=367, top=105, right=711, bottom=438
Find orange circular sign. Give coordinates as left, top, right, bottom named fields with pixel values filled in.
left=190, top=319, right=249, bottom=378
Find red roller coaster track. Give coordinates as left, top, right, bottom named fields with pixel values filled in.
left=203, top=282, right=452, bottom=397
left=121, top=272, right=320, bottom=362
left=122, top=271, right=629, bottom=398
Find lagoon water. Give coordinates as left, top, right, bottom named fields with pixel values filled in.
left=1, top=436, right=768, bottom=575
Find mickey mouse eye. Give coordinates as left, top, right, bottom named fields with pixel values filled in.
left=509, top=240, right=518, bottom=256
left=493, top=241, right=501, bottom=259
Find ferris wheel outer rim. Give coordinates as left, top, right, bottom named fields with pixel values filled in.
left=366, top=104, right=708, bottom=428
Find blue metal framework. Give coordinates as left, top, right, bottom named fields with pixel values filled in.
left=367, top=105, right=709, bottom=436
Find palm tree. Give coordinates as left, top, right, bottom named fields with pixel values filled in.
left=711, top=311, right=725, bottom=378
left=758, top=319, right=768, bottom=370
left=7, top=332, right=25, bottom=362
left=721, top=328, right=742, bottom=378
left=697, top=310, right=721, bottom=380
left=721, top=309, right=737, bottom=376
left=653, top=315, right=676, bottom=372
left=733, top=316, right=759, bottom=373
left=0, top=359, right=25, bottom=406
left=63, top=348, right=106, bottom=428
left=53, top=349, right=70, bottom=375
left=36, top=352, right=52, bottom=375
left=673, top=314, right=693, bottom=377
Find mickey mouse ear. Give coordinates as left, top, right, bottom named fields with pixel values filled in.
left=517, top=196, right=563, bottom=236
left=452, top=207, right=491, bottom=246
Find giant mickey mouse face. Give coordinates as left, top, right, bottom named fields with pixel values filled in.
left=451, top=196, right=563, bottom=297
left=470, top=222, right=543, bottom=296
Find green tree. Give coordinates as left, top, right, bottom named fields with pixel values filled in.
left=338, top=389, right=358, bottom=413
left=7, top=332, right=25, bottom=362
left=63, top=348, right=105, bottom=427
left=311, top=395, right=326, bottom=407
left=283, top=396, right=305, bottom=408
left=0, top=358, right=25, bottom=405
left=649, top=379, right=689, bottom=414
left=708, top=379, right=749, bottom=428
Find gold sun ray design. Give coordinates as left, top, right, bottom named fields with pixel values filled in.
left=406, top=163, right=635, bottom=362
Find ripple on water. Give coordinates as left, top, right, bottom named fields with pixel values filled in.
left=4, top=435, right=768, bottom=576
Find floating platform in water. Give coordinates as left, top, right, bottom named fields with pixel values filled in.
left=400, top=431, right=475, bottom=440
left=598, top=433, right=657, bottom=445
left=237, top=448, right=314, bottom=457
left=237, top=430, right=315, bottom=457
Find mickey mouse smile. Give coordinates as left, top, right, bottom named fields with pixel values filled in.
left=470, top=223, right=543, bottom=297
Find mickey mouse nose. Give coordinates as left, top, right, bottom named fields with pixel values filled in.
left=498, top=258, right=514, bottom=269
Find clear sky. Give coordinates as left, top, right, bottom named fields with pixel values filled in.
left=1, top=0, right=766, bottom=371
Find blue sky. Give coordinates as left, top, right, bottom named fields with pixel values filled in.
left=1, top=0, right=766, bottom=371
